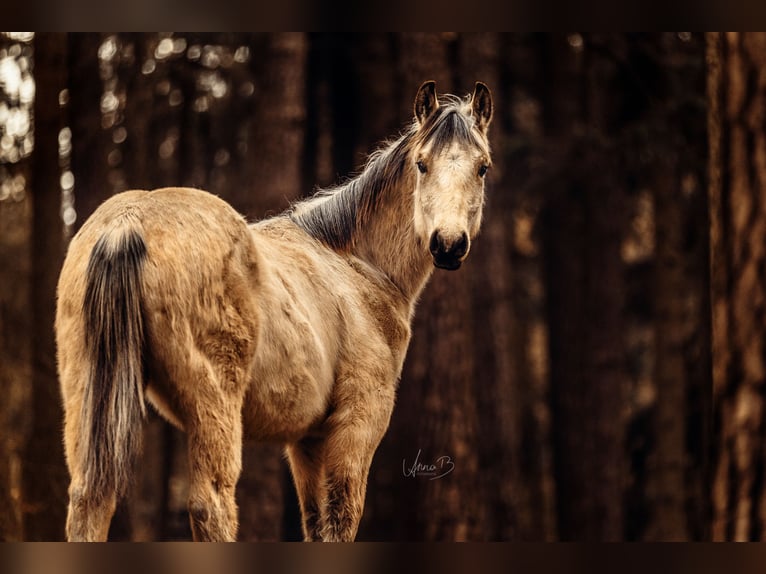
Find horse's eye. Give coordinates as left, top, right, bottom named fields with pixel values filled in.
left=416, top=161, right=427, bottom=174
left=478, top=164, right=489, bottom=177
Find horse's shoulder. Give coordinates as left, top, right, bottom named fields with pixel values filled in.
left=337, top=257, right=412, bottom=355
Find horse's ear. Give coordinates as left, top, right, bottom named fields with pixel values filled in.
left=471, top=82, right=493, bottom=133
left=414, top=80, right=439, bottom=126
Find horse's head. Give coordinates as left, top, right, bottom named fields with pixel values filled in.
left=410, top=80, right=493, bottom=271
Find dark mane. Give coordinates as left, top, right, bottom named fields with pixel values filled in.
left=289, top=132, right=412, bottom=250
left=291, top=93, right=482, bottom=250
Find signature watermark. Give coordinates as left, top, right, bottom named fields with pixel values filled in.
left=402, top=449, right=455, bottom=480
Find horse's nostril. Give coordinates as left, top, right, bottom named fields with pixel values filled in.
left=429, top=230, right=441, bottom=255
left=452, top=232, right=469, bottom=258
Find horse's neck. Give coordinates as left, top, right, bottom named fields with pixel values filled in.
left=352, top=178, right=433, bottom=302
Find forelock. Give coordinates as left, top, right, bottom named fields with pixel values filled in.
left=415, top=95, right=487, bottom=156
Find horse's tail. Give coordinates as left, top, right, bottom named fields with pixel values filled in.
left=80, top=218, right=148, bottom=502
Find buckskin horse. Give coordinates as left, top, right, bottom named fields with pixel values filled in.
left=56, top=80, right=493, bottom=541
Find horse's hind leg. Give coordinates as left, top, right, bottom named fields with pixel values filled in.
left=65, top=480, right=117, bottom=542
left=61, top=380, right=117, bottom=541
left=185, top=391, right=243, bottom=542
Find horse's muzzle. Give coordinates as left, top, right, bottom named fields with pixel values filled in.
left=430, top=230, right=468, bottom=271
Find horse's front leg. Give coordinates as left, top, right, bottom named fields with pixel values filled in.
left=319, top=385, right=395, bottom=542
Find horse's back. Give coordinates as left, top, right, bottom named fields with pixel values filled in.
left=62, top=187, right=252, bottom=274
left=59, top=187, right=258, bottom=330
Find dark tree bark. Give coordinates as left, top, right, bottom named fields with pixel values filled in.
left=542, top=34, right=630, bottom=541
left=22, top=32, right=69, bottom=541
left=350, top=35, right=398, bottom=164
left=709, top=32, right=766, bottom=542
left=0, top=166, right=31, bottom=541
left=151, top=35, right=186, bottom=191
left=642, top=33, right=711, bottom=542
left=457, top=32, right=557, bottom=541
left=68, top=33, right=111, bottom=231
left=0, top=35, right=32, bottom=539
left=649, top=160, right=693, bottom=540
left=302, top=33, right=333, bottom=192
left=0, top=175, right=29, bottom=540
left=122, top=33, right=156, bottom=191
left=498, top=33, right=560, bottom=541
left=236, top=33, right=308, bottom=218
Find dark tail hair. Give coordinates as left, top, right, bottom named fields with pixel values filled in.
left=80, top=225, right=147, bottom=501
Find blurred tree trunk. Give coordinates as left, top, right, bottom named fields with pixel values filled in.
left=236, top=33, right=307, bottom=217
left=649, top=160, right=692, bottom=540
left=0, top=34, right=32, bottom=540
left=0, top=175, right=29, bottom=540
left=22, top=32, right=69, bottom=541
left=643, top=33, right=711, bottom=542
left=122, top=33, right=155, bottom=191
left=501, top=33, right=559, bottom=541
left=542, top=34, right=629, bottom=541
left=233, top=32, right=308, bottom=541
left=176, top=40, right=209, bottom=191
left=709, top=31, right=766, bottom=541
left=461, top=33, right=556, bottom=541
left=68, top=33, right=111, bottom=231
left=350, top=35, right=398, bottom=163
left=301, top=33, right=325, bottom=192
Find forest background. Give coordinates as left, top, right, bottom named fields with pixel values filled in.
left=0, top=32, right=759, bottom=541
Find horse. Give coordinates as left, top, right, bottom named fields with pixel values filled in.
left=56, top=80, right=493, bottom=541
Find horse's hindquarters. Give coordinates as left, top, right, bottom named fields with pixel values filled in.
left=137, top=189, right=262, bottom=429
